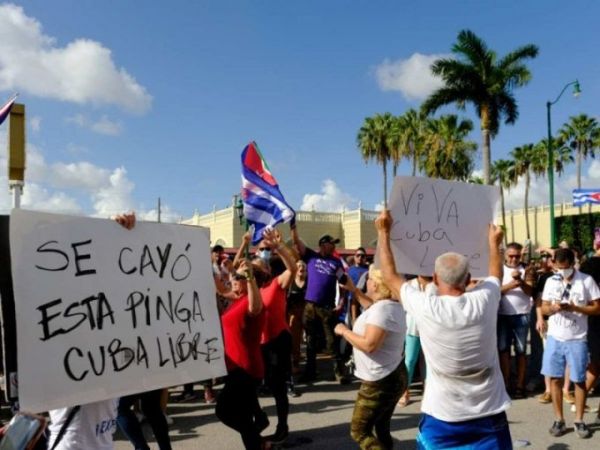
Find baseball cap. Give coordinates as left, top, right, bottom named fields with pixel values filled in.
left=319, top=234, right=340, bottom=246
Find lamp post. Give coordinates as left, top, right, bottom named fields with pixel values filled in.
left=546, top=80, right=581, bottom=247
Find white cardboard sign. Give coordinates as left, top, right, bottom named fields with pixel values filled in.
left=10, top=210, right=226, bottom=412
left=385, top=177, right=499, bottom=278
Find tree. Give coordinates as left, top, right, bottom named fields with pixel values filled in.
left=511, top=144, right=547, bottom=240
left=491, top=159, right=515, bottom=244
left=398, top=109, right=428, bottom=176
left=357, top=113, right=396, bottom=206
left=421, top=114, right=477, bottom=180
left=422, top=29, right=539, bottom=184
left=558, top=114, right=600, bottom=190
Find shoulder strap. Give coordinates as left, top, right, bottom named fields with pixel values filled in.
left=50, top=405, right=80, bottom=450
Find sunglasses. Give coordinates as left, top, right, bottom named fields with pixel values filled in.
left=258, top=247, right=269, bottom=251
left=233, top=273, right=247, bottom=281
left=355, top=254, right=366, bottom=258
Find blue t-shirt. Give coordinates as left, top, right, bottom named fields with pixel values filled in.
left=348, top=265, right=368, bottom=285
left=303, top=248, right=343, bottom=307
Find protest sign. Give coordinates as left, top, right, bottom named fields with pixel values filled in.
left=10, top=209, right=226, bottom=412
left=385, top=177, right=499, bottom=278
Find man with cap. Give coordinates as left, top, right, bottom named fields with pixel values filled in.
left=291, top=225, right=346, bottom=383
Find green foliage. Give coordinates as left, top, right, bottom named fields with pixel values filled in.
left=556, top=212, right=600, bottom=253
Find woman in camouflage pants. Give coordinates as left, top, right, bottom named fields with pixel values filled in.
left=334, top=266, right=407, bottom=450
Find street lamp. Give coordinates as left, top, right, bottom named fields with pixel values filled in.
left=233, top=193, right=244, bottom=225
left=546, top=80, right=581, bottom=247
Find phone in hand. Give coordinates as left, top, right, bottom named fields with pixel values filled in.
left=336, top=269, right=348, bottom=285
left=0, top=413, right=47, bottom=450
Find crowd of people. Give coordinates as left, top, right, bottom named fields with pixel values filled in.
left=4, top=210, right=600, bottom=449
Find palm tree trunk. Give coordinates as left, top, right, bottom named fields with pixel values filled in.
left=577, top=144, right=582, bottom=214
left=412, top=155, right=417, bottom=177
left=393, top=162, right=398, bottom=177
left=383, top=159, right=388, bottom=208
left=577, top=144, right=582, bottom=189
left=481, top=105, right=492, bottom=185
left=500, top=186, right=507, bottom=245
left=524, top=171, right=531, bottom=240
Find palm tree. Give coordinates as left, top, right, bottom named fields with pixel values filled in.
left=422, top=29, right=539, bottom=184
left=558, top=114, right=600, bottom=189
left=491, top=159, right=515, bottom=244
left=388, top=115, right=405, bottom=177
left=536, top=138, right=574, bottom=176
left=398, top=109, right=428, bottom=176
left=357, top=113, right=396, bottom=206
left=421, top=115, right=477, bottom=181
left=511, top=144, right=547, bottom=240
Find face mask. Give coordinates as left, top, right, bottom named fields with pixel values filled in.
left=258, top=249, right=271, bottom=261
left=556, top=268, right=574, bottom=279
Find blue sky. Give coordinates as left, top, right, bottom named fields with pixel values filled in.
left=1, top=1, right=599, bottom=221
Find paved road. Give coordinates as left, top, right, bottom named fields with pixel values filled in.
left=114, top=359, right=600, bottom=450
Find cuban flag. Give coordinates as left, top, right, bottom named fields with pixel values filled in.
left=573, top=189, right=600, bottom=206
left=0, top=94, right=18, bottom=127
left=241, top=141, right=295, bottom=244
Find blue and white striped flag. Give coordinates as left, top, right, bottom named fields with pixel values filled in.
left=573, top=189, right=600, bottom=206
left=241, top=141, right=295, bottom=245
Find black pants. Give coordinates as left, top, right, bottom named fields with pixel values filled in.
left=262, top=330, right=292, bottom=429
left=216, top=369, right=263, bottom=450
left=117, top=389, right=172, bottom=450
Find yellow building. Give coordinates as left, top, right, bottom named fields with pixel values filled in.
left=181, top=200, right=600, bottom=251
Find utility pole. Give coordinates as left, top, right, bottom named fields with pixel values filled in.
left=8, top=102, right=25, bottom=209
left=157, top=197, right=161, bottom=223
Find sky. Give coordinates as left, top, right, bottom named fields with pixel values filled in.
left=1, top=0, right=599, bottom=221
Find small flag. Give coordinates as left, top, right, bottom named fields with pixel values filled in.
left=573, top=189, right=600, bottom=206
left=0, top=94, right=18, bottom=127
left=241, top=141, right=295, bottom=245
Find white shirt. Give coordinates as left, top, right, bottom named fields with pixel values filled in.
left=48, top=399, right=118, bottom=450
left=401, top=277, right=510, bottom=422
left=542, top=271, right=600, bottom=341
left=499, top=265, right=531, bottom=315
left=405, top=278, right=437, bottom=336
left=352, top=300, right=406, bottom=382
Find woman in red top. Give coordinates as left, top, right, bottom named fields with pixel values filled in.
left=215, top=259, right=266, bottom=450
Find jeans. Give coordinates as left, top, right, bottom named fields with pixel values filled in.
left=497, top=313, right=529, bottom=355
left=117, top=389, right=172, bottom=450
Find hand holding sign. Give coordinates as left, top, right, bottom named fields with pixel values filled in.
left=381, top=177, right=499, bottom=278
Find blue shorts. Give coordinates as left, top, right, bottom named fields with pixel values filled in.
left=541, top=336, right=589, bottom=383
left=497, top=314, right=529, bottom=355
left=417, top=412, right=512, bottom=449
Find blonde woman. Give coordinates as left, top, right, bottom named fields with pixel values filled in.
left=334, top=266, right=407, bottom=450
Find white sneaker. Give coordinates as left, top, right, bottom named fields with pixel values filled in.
left=570, top=404, right=599, bottom=413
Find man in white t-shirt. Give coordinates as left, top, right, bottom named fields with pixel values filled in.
left=541, top=248, right=600, bottom=439
left=498, top=242, right=534, bottom=398
left=375, top=209, right=512, bottom=449
left=48, top=399, right=118, bottom=450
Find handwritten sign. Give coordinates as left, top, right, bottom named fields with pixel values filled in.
left=386, top=177, right=499, bottom=278
left=10, top=210, right=226, bottom=412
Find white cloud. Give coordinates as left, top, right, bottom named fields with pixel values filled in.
left=0, top=4, right=151, bottom=113
left=300, top=179, right=357, bottom=212
left=374, top=53, right=447, bottom=101
left=66, top=114, right=123, bottom=136
left=0, top=134, right=180, bottom=219
left=29, top=115, right=41, bottom=132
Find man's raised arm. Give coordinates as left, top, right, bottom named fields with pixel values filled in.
left=488, top=224, right=504, bottom=281
left=375, top=210, right=405, bottom=299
